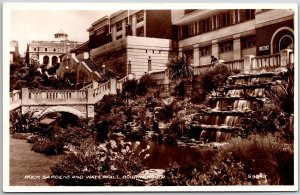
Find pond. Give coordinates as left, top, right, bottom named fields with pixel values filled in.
left=131, top=140, right=216, bottom=169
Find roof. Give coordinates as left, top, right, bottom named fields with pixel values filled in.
left=70, top=42, right=90, bottom=53
left=55, top=28, right=66, bottom=35
left=82, top=59, right=102, bottom=72
left=39, top=118, right=57, bottom=125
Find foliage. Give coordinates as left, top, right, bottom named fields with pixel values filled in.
left=31, top=136, right=65, bottom=156
left=217, top=134, right=293, bottom=185
left=198, top=64, right=232, bottom=95
left=241, top=103, right=293, bottom=141
left=163, top=134, right=293, bottom=185
left=167, top=116, right=187, bottom=139
left=136, top=74, right=156, bottom=96
left=11, top=112, right=38, bottom=134
left=167, top=55, right=193, bottom=81
left=50, top=140, right=149, bottom=186
left=266, top=63, right=294, bottom=116
left=94, top=94, right=125, bottom=115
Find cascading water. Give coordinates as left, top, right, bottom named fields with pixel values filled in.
left=233, top=100, right=251, bottom=111
left=224, top=116, right=240, bottom=126
left=214, top=101, right=222, bottom=110
left=251, top=88, right=264, bottom=97
left=227, top=89, right=243, bottom=97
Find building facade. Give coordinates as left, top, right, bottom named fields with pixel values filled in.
left=10, top=40, right=19, bottom=64
left=88, top=10, right=176, bottom=78
left=87, top=9, right=294, bottom=79
left=26, top=30, right=82, bottom=67
left=174, top=9, right=294, bottom=65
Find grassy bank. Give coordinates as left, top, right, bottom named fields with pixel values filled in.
left=9, top=137, right=63, bottom=186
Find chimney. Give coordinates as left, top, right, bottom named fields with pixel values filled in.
left=83, top=52, right=89, bottom=59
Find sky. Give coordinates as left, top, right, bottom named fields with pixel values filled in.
left=10, top=10, right=117, bottom=55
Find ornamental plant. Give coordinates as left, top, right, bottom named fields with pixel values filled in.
left=50, top=140, right=150, bottom=186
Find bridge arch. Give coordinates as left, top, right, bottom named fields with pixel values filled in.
left=33, top=106, right=85, bottom=119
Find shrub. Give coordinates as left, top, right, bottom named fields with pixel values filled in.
left=198, top=64, right=232, bottom=95
left=217, top=134, right=293, bottom=185
left=240, top=104, right=291, bottom=138
left=32, top=136, right=65, bottom=155
left=50, top=140, right=148, bottom=186
left=163, top=134, right=293, bottom=185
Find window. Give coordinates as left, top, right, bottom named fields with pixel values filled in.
left=200, top=46, right=212, bottom=56
left=240, top=9, right=255, bottom=22
left=54, top=48, right=56, bottom=52
left=45, top=48, right=47, bottom=52
left=33, top=48, right=36, bottom=51
left=116, top=35, right=122, bottom=40
left=136, top=26, right=144, bottom=37
left=116, top=21, right=122, bottom=32
left=96, top=27, right=105, bottom=35
left=183, top=49, right=193, bottom=60
left=241, top=35, right=256, bottom=49
left=188, top=23, right=194, bottom=37
left=136, top=11, right=144, bottom=23
left=219, top=40, right=233, bottom=53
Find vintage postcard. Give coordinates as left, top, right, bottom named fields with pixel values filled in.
left=3, top=2, right=298, bottom=192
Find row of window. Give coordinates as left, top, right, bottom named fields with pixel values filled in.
left=115, top=11, right=144, bottom=32
left=179, top=10, right=255, bottom=39
left=184, top=35, right=256, bottom=57
left=115, top=26, right=144, bottom=40
left=32, top=47, right=65, bottom=52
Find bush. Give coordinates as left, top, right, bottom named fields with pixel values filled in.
left=50, top=140, right=148, bottom=186
left=198, top=64, right=232, bottom=95
left=241, top=104, right=291, bottom=139
left=32, top=136, right=65, bottom=155
left=162, top=134, right=293, bottom=185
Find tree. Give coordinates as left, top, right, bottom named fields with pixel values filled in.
left=122, top=79, right=138, bottom=107
left=167, top=55, right=193, bottom=99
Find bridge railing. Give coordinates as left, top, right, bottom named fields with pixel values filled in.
left=28, top=89, right=88, bottom=100
left=93, top=80, right=110, bottom=97
left=10, top=90, right=22, bottom=110
left=117, top=76, right=129, bottom=91
left=251, top=53, right=281, bottom=70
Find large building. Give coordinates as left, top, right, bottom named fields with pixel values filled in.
left=26, top=30, right=82, bottom=67
left=174, top=9, right=294, bottom=65
left=87, top=10, right=176, bottom=78
left=10, top=40, right=19, bottom=64
left=85, top=9, right=294, bottom=79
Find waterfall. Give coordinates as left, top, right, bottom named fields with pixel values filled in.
left=233, top=100, right=251, bottom=111
left=216, top=131, right=232, bottom=142
left=251, top=88, right=264, bottom=97
left=227, top=89, right=243, bottom=97
left=216, top=131, right=222, bottom=142
left=200, top=130, right=208, bottom=141
left=224, top=116, right=240, bottom=126
left=214, top=101, right=222, bottom=110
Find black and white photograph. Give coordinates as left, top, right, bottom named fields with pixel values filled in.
left=3, top=3, right=298, bottom=192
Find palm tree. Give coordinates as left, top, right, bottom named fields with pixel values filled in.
left=167, top=55, right=193, bottom=99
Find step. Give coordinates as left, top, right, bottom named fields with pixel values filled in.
left=228, top=71, right=285, bottom=80
left=190, top=124, right=242, bottom=133
left=201, top=110, right=248, bottom=116
left=223, top=83, right=272, bottom=90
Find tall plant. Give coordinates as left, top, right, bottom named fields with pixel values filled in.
left=167, top=55, right=193, bottom=99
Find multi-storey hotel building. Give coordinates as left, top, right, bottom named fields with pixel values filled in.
left=86, top=9, right=294, bottom=78
left=174, top=9, right=294, bottom=65
left=87, top=10, right=175, bottom=78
